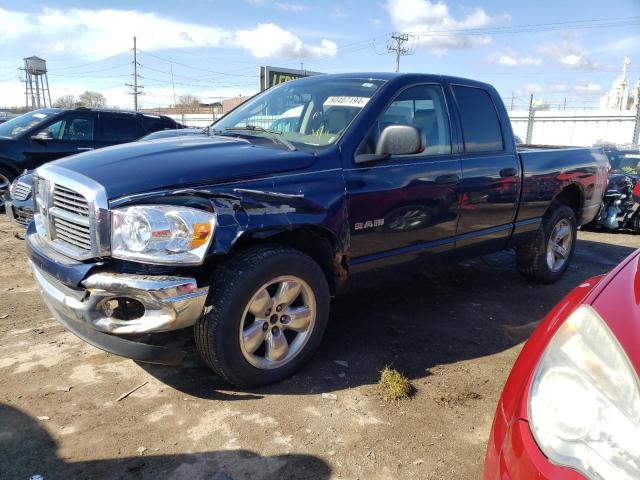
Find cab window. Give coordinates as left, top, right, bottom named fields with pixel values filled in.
left=452, top=85, right=504, bottom=153
left=100, top=115, right=146, bottom=142
left=40, top=114, right=95, bottom=141
left=358, top=84, right=452, bottom=157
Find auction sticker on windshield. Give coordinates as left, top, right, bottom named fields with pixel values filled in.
left=323, top=96, right=370, bottom=108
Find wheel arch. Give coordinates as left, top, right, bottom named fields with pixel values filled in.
left=550, top=183, right=584, bottom=223
left=230, top=226, right=346, bottom=295
left=0, top=159, right=21, bottom=178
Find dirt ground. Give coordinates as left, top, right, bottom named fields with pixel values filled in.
left=1, top=214, right=639, bottom=480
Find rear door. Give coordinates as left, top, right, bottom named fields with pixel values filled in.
left=345, top=83, right=462, bottom=272
left=96, top=113, right=147, bottom=147
left=450, top=84, right=520, bottom=257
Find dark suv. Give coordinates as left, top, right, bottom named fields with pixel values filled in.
left=0, top=108, right=183, bottom=202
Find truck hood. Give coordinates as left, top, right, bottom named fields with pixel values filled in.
left=51, top=135, right=316, bottom=199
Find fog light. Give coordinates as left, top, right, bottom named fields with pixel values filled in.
left=102, top=297, right=145, bottom=321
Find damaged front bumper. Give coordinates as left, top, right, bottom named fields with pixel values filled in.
left=26, top=225, right=208, bottom=365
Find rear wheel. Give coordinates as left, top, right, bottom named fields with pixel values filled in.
left=194, top=245, right=330, bottom=388
left=516, top=204, right=577, bottom=284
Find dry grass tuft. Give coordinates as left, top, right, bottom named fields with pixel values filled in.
left=379, top=366, right=414, bottom=401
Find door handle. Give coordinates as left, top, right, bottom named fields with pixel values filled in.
left=435, top=174, right=460, bottom=185
left=77, top=147, right=94, bottom=152
left=500, top=167, right=517, bottom=178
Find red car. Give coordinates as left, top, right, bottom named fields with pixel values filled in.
left=484, top=250, right=640, bottom=479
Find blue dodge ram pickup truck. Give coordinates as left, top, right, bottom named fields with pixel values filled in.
left=26, top=73, right=608, bottom=387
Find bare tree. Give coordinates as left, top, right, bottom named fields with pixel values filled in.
left=176, top=94, right=201, bottom=113
left=53, top=94, right=78, bottom=108
left=78, top=91, right=107, bottom=108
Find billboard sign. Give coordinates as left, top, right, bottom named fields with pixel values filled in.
left=260, top=66, right=323, bottom=91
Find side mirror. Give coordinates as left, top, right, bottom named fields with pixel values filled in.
left=355, top=124, right=423, bottom=164
left=31, top=131, right=53, bottom=142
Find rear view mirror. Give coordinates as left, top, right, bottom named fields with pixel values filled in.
left=31, top=131, right=53, bottom=142
left=355, top=124, right=424, bottom=164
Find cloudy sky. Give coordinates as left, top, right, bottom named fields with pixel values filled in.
left=0, top=0, right=639, bottom=110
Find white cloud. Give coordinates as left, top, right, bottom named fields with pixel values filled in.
left=516, top=81, right=602, bottom=97
left=536, top=37, right=614, bottom=71
left=0, top=8, right=226, bottom=58
left=0, top=7, right=337, bottom=61
left=593, top=35, right=640, bottom=54
left=574, top=82, right=602, bottom=93
left=331, top=6, right=347, bottom=19
left=274, top=2, right=309, bottom=12
left=489, top=48, right=543, bottom=67
left=234, top=23, right=337, bottom=59
left=385, top=0, right=510, bottom=55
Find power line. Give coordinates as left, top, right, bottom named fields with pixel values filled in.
left=50, top=50, right=132, bottom=71
left=409, top=16, right=640, bottom=38
left=137, top=50, right=258, bottom=78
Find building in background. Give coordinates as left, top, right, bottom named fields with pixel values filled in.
left=222, top=96, right=251, bottom=114
left=600, top=57, right=638, bottom=110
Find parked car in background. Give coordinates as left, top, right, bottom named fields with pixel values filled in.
left=5, top=127, right=204, bottom=226
left=4, top=171, right=33, bottom=227
left=0, top=108, right=184, bottom=205
left=589, top=144, right=640, bottom=232
left=484, top=249, right=640, bottom=479
left=26, top=73, right=609, bottom=387
left=138, top=127, right=206, bottom=141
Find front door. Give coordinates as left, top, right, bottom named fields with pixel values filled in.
left=23, top=112, right=98, bottom=169
left=345, top=84, right=461, bottom=273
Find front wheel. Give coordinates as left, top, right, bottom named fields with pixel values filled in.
left=0, top=166, right=15, bottom=210
left=516, top=204, right=577, bottom=284
left=194, top=245, right=330, bottom=388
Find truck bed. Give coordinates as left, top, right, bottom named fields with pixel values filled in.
left=515, top=145, right=609, bottom=227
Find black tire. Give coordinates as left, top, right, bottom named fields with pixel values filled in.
left=516, top=203, right=577, bottom=284
left=0, top=166, right=15, bottom=210
left=194, top=245, right=330, bottom=388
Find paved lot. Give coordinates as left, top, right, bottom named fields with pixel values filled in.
left=1, top=214, right=639, bottom=480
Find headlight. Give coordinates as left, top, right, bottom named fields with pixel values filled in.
left=33, top=176, right=49, bottom=238
left=529, top=305, right=640, bottom=479
left=111, top=205, right=216, bottom=265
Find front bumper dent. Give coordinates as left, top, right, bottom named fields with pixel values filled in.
left=29, top=261, right=209, bottom=365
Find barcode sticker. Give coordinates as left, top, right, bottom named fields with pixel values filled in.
left=323, top=96, right=370, bottom=108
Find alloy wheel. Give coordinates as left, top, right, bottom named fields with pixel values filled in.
left=546, top=218, right=572, bottom=272
left=239, top=275, right=316, bottom=370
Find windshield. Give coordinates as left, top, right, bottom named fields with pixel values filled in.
left=212, top=76, right=386, bottom=149
left=0, top=109, right=59, bottom=139
left=605, top=148, right=640, bottom=176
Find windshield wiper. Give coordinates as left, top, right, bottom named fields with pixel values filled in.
left=224, top=125, right=297, bottom=151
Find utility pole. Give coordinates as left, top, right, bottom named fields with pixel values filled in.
left=526, top=94, right=535, bottom=144
left=170, top=58, right=176, bottom=108
left=510, top=92, right=514, bottom=111
left=633, top=82, right=640, bottom=145
left=126, top=36, right=143, bottom=111
left=388, top=33, right=410, bottom=72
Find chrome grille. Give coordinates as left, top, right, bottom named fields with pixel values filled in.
left=11, top=206, right=33, bottom=227
left=52, top=216, right=92, bottom=250
left=53, top=185, right=90, bottom=217
left=33, top=164, right=110, bottom=261
left=10, top=180, right=31, bottom=201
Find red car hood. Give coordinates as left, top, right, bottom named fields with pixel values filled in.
left=591, top=250, right=640, bottom=375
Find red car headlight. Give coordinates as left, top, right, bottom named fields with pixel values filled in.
left=528, top=305, right=640, bottom=479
